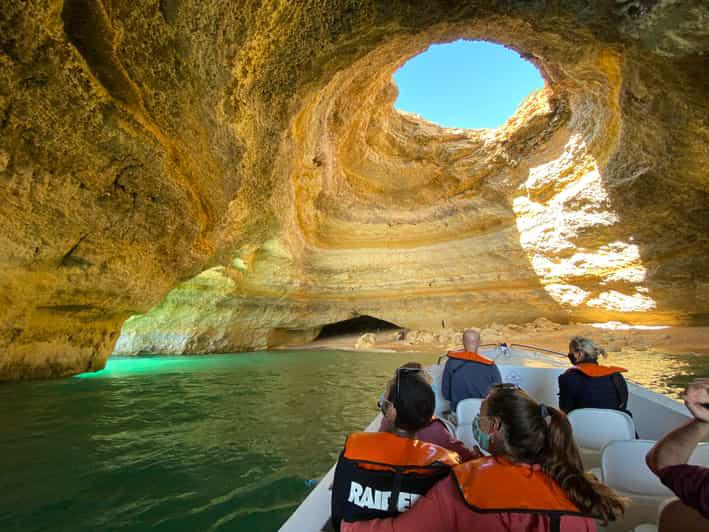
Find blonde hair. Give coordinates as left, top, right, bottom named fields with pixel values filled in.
left=569, top=336, right=606, bottom=362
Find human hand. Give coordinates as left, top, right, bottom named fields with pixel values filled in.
left=469, top=445, right=484, bottom=459
left=680, top=379, right=709, bottom=423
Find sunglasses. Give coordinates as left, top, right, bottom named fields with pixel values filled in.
left=491, top=383, right=522, bottom=392
left=376, top=365, right=425, bottom=410
left=394, top=366, right=424, bottom=404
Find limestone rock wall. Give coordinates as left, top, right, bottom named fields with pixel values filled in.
left=1, top=1, right=708, bottom=374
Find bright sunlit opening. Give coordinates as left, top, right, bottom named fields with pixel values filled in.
left=591, top=322, right=671, bottom=331
left=393, top=40, right=544, bottom=129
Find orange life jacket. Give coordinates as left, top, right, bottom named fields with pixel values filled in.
left=571, top=362, right=627, bottom=378
left=342, top=431, right=461, bottom=473
left=447, top=351, right=494, bottom=366
left=453, top=457, right=583, bottom=515
left=331, top=432, right=460, bottom=529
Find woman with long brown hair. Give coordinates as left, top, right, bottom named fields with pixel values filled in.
left=343, top=384, right=626, bottom=532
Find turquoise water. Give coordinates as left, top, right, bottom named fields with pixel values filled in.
left=0, top=349, right=704, bottom=531
left=0, top=351, right=441, bottom=532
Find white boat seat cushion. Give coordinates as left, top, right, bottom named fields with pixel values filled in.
left=568, top=408, right=636, bottom=451
left=456, top=398, right=484, bottom=426
left=601, top=440, right=674, bottom=497
left=689, top=442, right=709, bottom=466
left=455, top=425, right=476, bottom=449
left=454, top=398, right=484, bottom=450
left=428, top=363, right=451, bottom=417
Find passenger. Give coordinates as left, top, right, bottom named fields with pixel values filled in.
left=646, top=378, right=709, bottom=522
left=331, top=367, right=461, bottom=530
left=442, top=329, right=502, bottom=413
left=559, top=336, right=630, bottom=415
left=378, top=363, right=482, bottom=461
left=343, top=384, right=626, bottom=532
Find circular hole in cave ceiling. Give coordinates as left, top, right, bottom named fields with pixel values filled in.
left=393, top=39, right=545, bottom=129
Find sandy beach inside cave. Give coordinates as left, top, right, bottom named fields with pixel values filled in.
left=282, top=319, right=709, bottom=357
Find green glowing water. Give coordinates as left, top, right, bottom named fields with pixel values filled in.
left=0, top=349, right=705, bottom=531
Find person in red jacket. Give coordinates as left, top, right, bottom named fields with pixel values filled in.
left=332, top=366, right=461, bottom=530
left=343, top=384, right=626, bottom=532
left=377, top=362, right=481, bottom=461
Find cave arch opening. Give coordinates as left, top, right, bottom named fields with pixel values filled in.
left=392, top=39, right=545, bottom=129
left=315, top=315, right=402, bottom=340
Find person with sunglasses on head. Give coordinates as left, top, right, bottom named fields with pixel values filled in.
left=559, top=337, right=631, bottom=416
left=377, top=363, right=482, bottom=461
left=343, top=383, right=626, bottom=532
left=442, top=329, right=502, bottom=416
left=331, top=366, right=462, bottom=531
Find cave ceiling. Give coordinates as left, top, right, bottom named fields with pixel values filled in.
left=1, top=1, right=708, bottom=378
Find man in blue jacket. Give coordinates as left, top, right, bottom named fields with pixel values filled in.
left=442, top=330, right=502, bottom=413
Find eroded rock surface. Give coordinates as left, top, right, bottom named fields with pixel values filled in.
left=1, top=1, right=708, bottom=376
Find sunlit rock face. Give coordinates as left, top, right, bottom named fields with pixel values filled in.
left=1, top=2, right=708, bottom=375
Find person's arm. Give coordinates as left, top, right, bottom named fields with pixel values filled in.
left=655, top=465, right=709, bottom=519
left=646, top=379, right=709, bottom=474
left=483, top=365, right=503, bottom=396
left=342, top=476, right=458, bottom=532
left=426, top=421, right=482, bottom=462
left=557, top=373, right=575, bottom=414
left=491, top=364, right=502, bottom=385
left=443, top=436, right=482, bottom=462
left=441, top=361, right=451, bottom=401
left=611, top=373, right=629, bottom=410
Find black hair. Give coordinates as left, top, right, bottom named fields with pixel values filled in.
left=387, top=370, right=435, bottom=432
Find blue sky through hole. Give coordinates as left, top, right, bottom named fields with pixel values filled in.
left=393, top=40, right=544, bottom=129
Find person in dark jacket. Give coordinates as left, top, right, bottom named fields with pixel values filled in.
left=442, top=329, right=502, bottom=413
left=558, top=336, right=630, bottom=415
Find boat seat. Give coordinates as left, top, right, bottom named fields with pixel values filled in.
left=568, top=408, right=636, bottom=450
left=456, top=398, right=484, bottom=425
left=454, top=398, right=484, bottom=449
left=428, top=363, right=451, bottom=417
left=568, top=408, right=636, bottom=469
left=600, top=440, right=676, bottom=531
left=601, top=440, right=674, bottom=497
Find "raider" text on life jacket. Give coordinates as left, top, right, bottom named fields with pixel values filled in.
left=347, top=481, right=421, bottom=512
